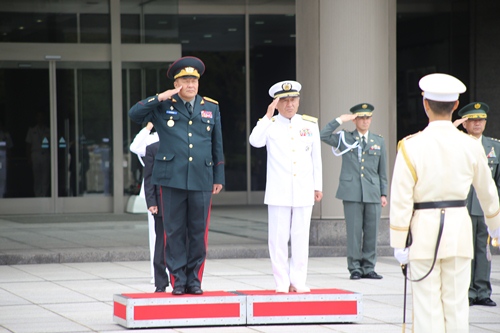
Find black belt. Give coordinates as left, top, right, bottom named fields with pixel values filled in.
left=413, top=200, right=466, bottom=210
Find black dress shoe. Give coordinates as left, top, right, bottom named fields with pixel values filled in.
left=361, top=271, right=383, bottom=279
left=172, top=286, right=185, bottom=295
left=186, top=286, right=203, bottom=295
left=474, top=298, right=497, bottom=306
left=350, top=272, right=361, bottom=280
left=154, top=287, right=166, bottom=293
left=469, top=298, right=475, bottom=306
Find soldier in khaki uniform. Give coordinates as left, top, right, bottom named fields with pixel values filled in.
left=455, top=102, right=500, bottom=307
left=320, top=104, right=388, bottom=280
left=249, top=80, right=323, bottom=293
left=390, top=73, right=500, bottom=332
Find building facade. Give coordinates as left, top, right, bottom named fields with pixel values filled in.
left=0, top=0, right=498, bottom=216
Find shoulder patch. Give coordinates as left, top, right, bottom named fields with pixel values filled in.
left=397, top=132, right=421, bottom=150
left=203, top=96, right=219, bottom=105
left=302, top=114, right=318, bottom=123
left=403, top=131, right=421, bottom=140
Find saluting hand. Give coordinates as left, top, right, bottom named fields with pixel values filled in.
left=453, top=118, right=467, bottom=128
left=265, top=97, right=280, bottom=119
left=338, top=113, right=358, bottom=123
left=157, top=86, right=182, bottom=102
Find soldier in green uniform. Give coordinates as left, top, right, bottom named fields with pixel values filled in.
left=129, top=56, right=225, bottom=296
left=455, top=102, right=500, bottom=307
left=320, top=103, right=388, bottom=280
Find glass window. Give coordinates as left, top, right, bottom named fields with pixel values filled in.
left=121, top=0, right=179, bottom=44
left=0, top=0, right=110, bottom=44
left=80, top=13, right=110, bottom=43
left=0, top=12, right=77, bottom=43
left=249, top=14, right=296, bottom=191
left=179, top=14, right=246, bottom=191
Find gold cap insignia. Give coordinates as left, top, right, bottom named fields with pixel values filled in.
left=282, top=83, right=292, bottom=91
left=185, top=67, right=195, bottom=73
left=474, top=103, right=481, bottom=109
left=362, top=104, right=368, bottom=109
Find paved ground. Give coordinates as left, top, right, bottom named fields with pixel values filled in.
left=0, top=206, right=499, bottom=332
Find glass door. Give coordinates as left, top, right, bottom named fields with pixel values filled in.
left=0, top=61, right=112, bottom=214
left=0, top=61, right=51, bottom=199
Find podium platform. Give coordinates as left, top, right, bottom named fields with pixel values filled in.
left=113, top=289, right=363, bottom=329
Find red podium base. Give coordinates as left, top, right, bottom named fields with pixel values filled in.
left=113, top=289, right=362, bottom=328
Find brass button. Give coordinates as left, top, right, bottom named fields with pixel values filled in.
left=189, top=157, right=193, bottom=161
left=163, top=156, right=166, bottom=160
left=361, top=166, right=364, bottom=170
left=188, top=133, right=192, bottom=137
left=207, top=120, right=210, bottom=123
left=189, top=120, right=193, bottom=125
left=293, top=174, right=296, bottom=177
left=189, top=144, right=193, bottom=148
left=361, top=159, right=364, bottom=162
left=361, top=174, right=364, bottom=177
left=362, top=152, right=365, bottom=155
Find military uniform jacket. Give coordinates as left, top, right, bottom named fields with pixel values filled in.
left=249, top=113, right=322, bottom=207
left=129, top=93, right=225, bottom=191
left=144, top=141, right=162, bottom=217
left=320, top=119, right=388, bottom=203
left=467, top=136, right=500, bottom=216
left=390, top=121, right=500, bottom=260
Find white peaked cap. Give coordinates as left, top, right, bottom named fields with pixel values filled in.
left=418, top=73, right=466, bottom=102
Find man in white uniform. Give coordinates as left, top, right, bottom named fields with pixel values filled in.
left=130, top=122, right=160, bottom=283
left=249, top=80, right=323, bottom=293
left=390, top=73, right=500, bottom=332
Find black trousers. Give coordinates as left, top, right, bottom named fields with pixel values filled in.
left=152, top=214, right=169, bottom=289
left=160, top=186, right=212, bottom=288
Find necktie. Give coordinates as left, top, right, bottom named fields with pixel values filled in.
left=185, top=102, right=193, bottom=114
left=361, top=136, right=366, bottom=149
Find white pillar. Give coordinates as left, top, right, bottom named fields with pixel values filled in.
left=297, top=0, right=397, bottom=219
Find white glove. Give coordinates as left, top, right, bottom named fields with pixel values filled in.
left=394, top=248, right=409, bottom=265
left=488, top=227, right=500, bottom=239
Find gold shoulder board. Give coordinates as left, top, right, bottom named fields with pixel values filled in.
left=203, top=96, right=219, bottom=105
left=302, top=114, right=318, bottom=123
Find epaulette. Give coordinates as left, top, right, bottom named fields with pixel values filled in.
left=302, top=114, right=318, bottom=123
left=397, top=132, right=421, bottom=150
left=374, top=133, right=384, bottom=138
left=203, top=96, right=219, bottom=105
left=488, top=137, right=500, bottom=142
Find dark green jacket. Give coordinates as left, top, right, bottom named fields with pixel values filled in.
left=320, top=119, right=388, bottom=203
left=129, top=93, right=225, bottom=191
left=468, top=136, right=500, bottom=216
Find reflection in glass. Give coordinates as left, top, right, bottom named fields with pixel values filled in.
left=250, top=14, right=296, bottom=191
left=0, top=64, right=51, bottom=198
left=56, top=66, right=112, bottom=197
left=26, top=111, right=51, bottom=197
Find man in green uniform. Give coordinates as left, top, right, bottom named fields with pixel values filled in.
left=129, top=56, right=225, bottom=296
left=456, top=102, right=500, bottom=307
left=320, top=103, right=388, bottom=280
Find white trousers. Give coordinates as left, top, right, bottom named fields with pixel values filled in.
left=147, top=211, right=155, bottom=279
left=410, top=256, right=471, bottom=333
left=268, top=205, right=313, bottom=291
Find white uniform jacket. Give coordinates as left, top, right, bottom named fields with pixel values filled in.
left=249, top=113, right=322, bottom=207
left=390, top=121, right=500, bottom=260
left=130, top=127, right=159, bottom=197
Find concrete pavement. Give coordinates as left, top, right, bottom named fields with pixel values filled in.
left=0, top=206, right=499, bottom=332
